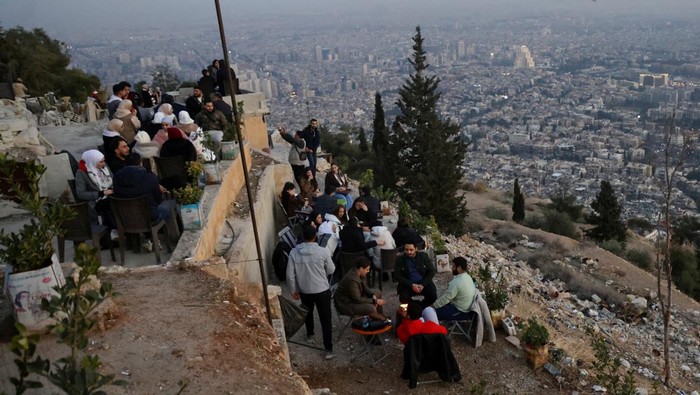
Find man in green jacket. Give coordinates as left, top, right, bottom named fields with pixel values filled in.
left=395, top=242, right=437, bottom=308
left=434, top=256, right=476, bottom=321
left=334, top=257, right=387, bottom=321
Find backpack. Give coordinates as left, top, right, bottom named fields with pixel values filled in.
left=272, top=241, right=292, bottom=282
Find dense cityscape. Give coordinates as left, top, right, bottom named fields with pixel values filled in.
left=50, top=11, right=700, bottom=223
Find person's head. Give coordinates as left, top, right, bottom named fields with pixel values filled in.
left=125, top=152, right=142, bottom=167
left=193, top=87, right=202, bottom=98
left=397, top=217, right=409, bottom=228
left=295, top=130, right=303, bottom=138
left=204, top=101, right=215, bottom=112
left=134, top=131, right=151, bottom=145
left=324, top=183, right=335, bottom=195
left=348, top=216, right=360, bottom=229
left=201, top=69, right=210, bottom=77
left=361, top=185, right=371, bottom=196
left=312, top=211, right=323, bottom=225
left=111, top=83, right=121, bottom=96
left=142, top=83, right=149, bottom=91
left=302, top=224, right=317, bottom=242
left=330, top=163, right=339, bottom=173
left=353, top=198, right=365, bottom=211
left=309, top=118, right=318, bottom=129
left=112, top=138, right=130, bottom=160
left=355, top=257, right=371, bottom=278
left=178, top=111, right=195, bottom=125
left=118, top=81, right=131, bottom=98
left=160, top=103, right=173, bottom=115
left=167, top=127, right=183, bottom=140
left=212, top=59, right=220, bottom=69
left=406, top=302, right=423, bottom=320
left=304, top=167, right=314, bottom=179
left=333, top=205, right=345, bottom=219
left=282, top=181, right=296, bottom=196
left=81, top=149, right=106, bottom=171
left=15, top=78, right=22, bottom=83
left=107, top=118, right=124, bottom=133
left=210, top=92, right=223, bottom=101
left=162, top=94, right=174, bottom=104
left=117, top=99, right=133, bottom=112
left=452, top=257, right=468, bottom=276
left=404, top=243, right=417, bottom=258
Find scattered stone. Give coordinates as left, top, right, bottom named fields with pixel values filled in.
left=543, top=363, right=561, bottom=377
left=591, top=294, right=602, bottom=304
left=562, top=357, right=575, bottom=366
left=681, top=364, right=691, bottom=372
left=505, top=336, right=521, bottom=349
left=620, top=359, right=631, bottom=369
left=630, top=297, right=648, bottom=310
left=592, top=385, right=607, bottom=393
left=635, top=388, right=648, bottom=395
left=311, top=389, right=331, bottom=395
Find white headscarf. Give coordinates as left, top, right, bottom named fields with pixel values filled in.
left=81, top=149, right=112, bottom=191
left=178, top=111, right=195, bottom=125
left=102, top=118, right=123, bottom=138
left=114, top=99, right=133, bottom=119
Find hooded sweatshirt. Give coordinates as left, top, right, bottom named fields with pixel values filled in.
left=368, top=226, right=397, bottom=269
left=286, top=242, right=335, bottom=295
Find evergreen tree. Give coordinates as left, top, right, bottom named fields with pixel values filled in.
left=372, top=92, right=393, bottom=188
left=357, top=127, right=369, bottom=153
left=151, top=65, right=181, bottom=91
left=512, top=178, right=525, bottom=223
left=587, top=180, right=627, bottom=243
left=388, top=26, right=468, bottom=234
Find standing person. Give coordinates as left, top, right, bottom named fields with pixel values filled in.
left=198, top=69, right=217, bottom=99
left=433, top=257, right=477, bottom=321
left=114, top=100, right=141, bottom=144
left=12, top=78, right=29, bottom=100
left=301, top=119, right=320, bottom=177
left=210, top=92, right=233, bottom=123
left=395, top=242, right=437, bottom=308
left=185, top=86, right=204, bottom=118
left=278, top=127, right=308, bottom=185
left=216, top=59, right=239, bottom=95
left=287, top=225, right=336, bottom=360
left=195, top=101, right=228, bottom=131
left=107, top=81, right=131, bottom=120
left=140, top=84, right=155, bottom=108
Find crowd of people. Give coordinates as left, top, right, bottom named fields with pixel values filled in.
left=75, top=59, right=242, bottom=252
left=278, top=131, right=483, bottom=361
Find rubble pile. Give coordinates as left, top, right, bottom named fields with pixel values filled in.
left=443, top=233, right=700, bottom=392
left=0, top=99, right=51, bottom=159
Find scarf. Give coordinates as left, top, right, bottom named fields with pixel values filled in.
left=81, top=149, right=112, bottom=191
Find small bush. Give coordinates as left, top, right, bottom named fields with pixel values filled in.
left=495, top=228, right=522, bottom=244
left=484, top=206, right=508, bottom=220
left=464, top=217, right=485, bottom=233
left=474, top=180, right=488, bottom=193
left=599, top=239, right=624, bottom=256
left=542, top=209, right=580, bottom=239
left=523, top=214, right=545, bottom=229
left=625, top=248, right=653, bottom=270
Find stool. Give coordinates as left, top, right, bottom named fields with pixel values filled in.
left=351, top=324, right=393, bottom=366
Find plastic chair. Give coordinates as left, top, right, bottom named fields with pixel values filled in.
left=330, top=283, right=356, bottom=341
left=339, top=251, right=366, bottom=277
left=154, top=155, right=187, bottom=182
left=109, top=196, right=173, bottom=265
left=378, top=248, right=397, bottom=292
left=57, top=202, right=115, bottom=264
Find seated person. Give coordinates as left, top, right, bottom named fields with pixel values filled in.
left=395, top=242, right=437, bottom=308
left=325, top=162, right=353, bottom=208
left=112, top=153, right=174, bottom=224
left=367, top=222, right=396, bottom=270
left=281, top=181, right=308, bottom=218
left=313, top=184, right=339, bottom=217
left=348, top=198, right=377, bottom=227
left=433, top=257, right=477, bottom=321
left=106, top=138, right=130, bottom=175
left=304, top=210, right=323, bottom=230
left=397, top=302, right=448, bottom=345
left=333, top=205, right=348, bottom=226
left=160, top=127, right=197, bottom=163
left=339, top=216, right=384, bottom=254
left=114, top=99, right=141, bottom=144
left=360, top=186, right=381, bottom=214
left=102, top=118, right=124, bottom=158
left=299, top=167, right=320, bottom=200
left=392, top=217, right=426, bottom=251
left=75, top=149, right=114, bottom=226
left=334, top=257, right=388, bottom=322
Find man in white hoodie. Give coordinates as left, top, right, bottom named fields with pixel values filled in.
left=287, top=224, right=336, bottom=360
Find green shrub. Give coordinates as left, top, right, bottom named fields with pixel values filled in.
left=600, top=239, right=624, bottom=256
left=542, top=209, right=579, bottom=239
left=588, top=327, right=637, bottom=395
left=484, top=206, right=508, bottom=220
left=625, top=248, right=653, bottom=270
left=521, top=318, right=549, bottom=347
left=464, top=217, right=484, bottom=233
left=523, top=214, right=545, bottom=229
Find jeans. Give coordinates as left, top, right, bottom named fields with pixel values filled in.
left=156, top=199, right=176, bottom=223
left=300, top=289, right=333, bottom=352
left=308, top=151, right=317, bottom=177
left=435, top=303, right=474, bottom=321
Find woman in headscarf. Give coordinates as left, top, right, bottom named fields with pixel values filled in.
left=132, top=131, right=161, bottom=175
left=75, top=149, right=114, bottom=226
left=102, top=118, right=124, bottom=161
left=114, top=99, right=141, bottom=144
left=158, top=103, right=177, bottom=125
left=152, top=112, right=186, bottom=147
left=160, top=127, right=197, bottom=163
left=176, top=111, right=199, bottom=136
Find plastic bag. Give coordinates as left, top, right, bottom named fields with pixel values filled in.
left=279, top=295, right=308, bottom=338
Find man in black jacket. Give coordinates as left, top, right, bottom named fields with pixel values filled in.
left=313, top=184, right=339, bottom=217
left=198, top=69, right=217, bottom=99
left=185, top=86, right=204, bottom=118
left=395, top=242, right=437, bottom=308
left=301, top=119, right=321, bottom=177
left=112, top=153, right=174, bottom=223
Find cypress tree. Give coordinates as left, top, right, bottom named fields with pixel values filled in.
left=388, top=26, right=468, bottom=234
left=587, top=180, right=627, bottom=243
left=512, top=178, right=525, bottom=223
left=372, top=92, right=388, bottom=154
left=358, top=127, right=369, bottom=153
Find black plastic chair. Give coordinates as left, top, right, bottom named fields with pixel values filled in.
left=154, top=155, right=187, bottom=181
left=109, top=196, right=173, bottom=265
left=57, top=202, right=115, bottom=264
left=339, top=251, right=366, bottom=277
left=378, top=248, right=398, bottom=292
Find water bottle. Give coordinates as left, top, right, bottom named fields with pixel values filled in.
left=362, top=315, right=369, bottom=329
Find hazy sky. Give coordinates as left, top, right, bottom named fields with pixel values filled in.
left=1, top=0, right=698, bottom=36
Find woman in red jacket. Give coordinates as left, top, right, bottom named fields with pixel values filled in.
left=397, top=302, right=447, bottom=345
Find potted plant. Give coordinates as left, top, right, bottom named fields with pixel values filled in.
left=0, top=154, right=74, bottom=331
left=477, top=265, right=510, bottom=328
left=175, top=162, right=205, bottom=230
left=520, top=318, right=550, bottom=368
left=373, top=185, right=395, bottom=216
left=431, top=231, right=450, bottom=273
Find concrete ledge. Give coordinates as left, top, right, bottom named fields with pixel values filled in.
left=169, top=143, right=252, bottom=266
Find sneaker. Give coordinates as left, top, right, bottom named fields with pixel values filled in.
left=110, top=229, right=119, bottom=241
left=324, top=352, right=336, bottom=360
left=305, top=335, right=315, bottom=344
left=142, top=239, right=153, bottom=252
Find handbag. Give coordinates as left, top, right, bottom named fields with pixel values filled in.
left=294, top=144, right=308, bottom=161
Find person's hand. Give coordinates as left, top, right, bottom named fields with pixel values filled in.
left=304, top=147, right=312, bottom=153
left=292, top=291, right=300, bottom=300
left=159, top=184, right=168, bottom=193
left=337, top=187, right=347, bottom=193
left=377, top=240, right=386, bottom=247
left=103, top=189, right=113, bottom=196
left=398, top=305, right=408, bottom=318
left=376, top=298, right=386, bottom=306
left=411, top=284, right=422, bottom=294
left=278, top=126, right=287, bottom=134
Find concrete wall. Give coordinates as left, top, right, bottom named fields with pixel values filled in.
left=225, top=163, right=293, bottom=283
left=170, top=143, right=252, bottom=267
left=241, top=115, right=269, bottom=151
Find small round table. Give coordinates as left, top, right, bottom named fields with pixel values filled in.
left=351, top=324, right=393, bottom=366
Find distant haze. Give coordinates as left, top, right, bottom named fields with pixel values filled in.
left=1, top=0, right=699, bottom=36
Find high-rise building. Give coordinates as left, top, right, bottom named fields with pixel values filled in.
left=639, top=73, right=669, bottom=87
left=514, top=45, right=535, bottom=69
left=314, top=45, right=323, bottom=63
left=457, top=40, right=466, bottom=59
